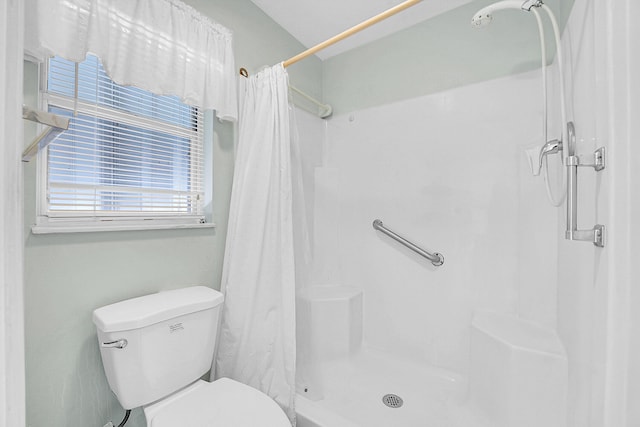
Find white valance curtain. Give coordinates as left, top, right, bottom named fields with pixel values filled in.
left=215, top=64, right=297, bottom=423
left=24, top=0, right=237, bottom=120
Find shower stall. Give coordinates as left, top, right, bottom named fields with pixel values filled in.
left=288, top=0, right=637, bottom=425
left=293, top=68, right=565, bottom=426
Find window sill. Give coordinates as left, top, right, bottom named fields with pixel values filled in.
left=32, top=219, right=216, bottom=235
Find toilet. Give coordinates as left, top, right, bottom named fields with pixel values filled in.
left=93, top=286, right=291, bottom=426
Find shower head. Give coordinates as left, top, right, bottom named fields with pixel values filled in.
left=471, top=0, right=542, bottom=27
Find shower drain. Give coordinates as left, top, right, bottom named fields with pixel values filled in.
left=382, top=394, right=404, bottom=408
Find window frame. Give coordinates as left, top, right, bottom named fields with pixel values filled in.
left=32, top=57, right=215, bottom=234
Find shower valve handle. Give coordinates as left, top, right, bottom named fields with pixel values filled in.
left=536, top=139, right=563, bottom=175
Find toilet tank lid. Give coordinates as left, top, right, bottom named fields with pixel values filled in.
left=93, top=286, right=224, bottom=333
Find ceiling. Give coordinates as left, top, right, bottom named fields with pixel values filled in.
left=250, top=0, right=474, bottom=60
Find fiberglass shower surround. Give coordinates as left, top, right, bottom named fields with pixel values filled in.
left=270, top=0, right=604, bottom=248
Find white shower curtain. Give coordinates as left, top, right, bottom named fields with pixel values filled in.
left=215, top=64, right=297, bottom=423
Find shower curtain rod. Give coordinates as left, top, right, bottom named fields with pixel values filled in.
left=282, top=0, right=423, bottom=68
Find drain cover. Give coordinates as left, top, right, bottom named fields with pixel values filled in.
left=382, top=394, right=404, bottom=408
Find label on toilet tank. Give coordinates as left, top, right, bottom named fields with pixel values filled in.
left=169, top=322, right=184, bottom=333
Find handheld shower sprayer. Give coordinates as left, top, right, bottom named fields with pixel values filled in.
left=471, top=0, right=542, bottom=27
left=470, top=0, right=567, bottom=207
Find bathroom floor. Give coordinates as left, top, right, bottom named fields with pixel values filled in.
left=298, top=347, right=494, bottom=427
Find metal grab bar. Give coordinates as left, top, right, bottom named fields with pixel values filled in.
left=372, top=219, right=444, bottom=267
left=564, top=122, right=606, bottom=247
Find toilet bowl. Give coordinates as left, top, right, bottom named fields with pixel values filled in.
left=93, top=286, right=290, bottom=427
left=144, top=378, right=290, bottom=427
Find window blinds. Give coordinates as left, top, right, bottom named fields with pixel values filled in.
left=45, top=55, right=205, bottom=220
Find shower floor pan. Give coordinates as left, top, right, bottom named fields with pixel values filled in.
left=296, top=347, right=493, bottom=427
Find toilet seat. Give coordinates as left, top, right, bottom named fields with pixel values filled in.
left=144, top=378, right=291, bottom=427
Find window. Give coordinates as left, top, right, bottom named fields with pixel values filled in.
left=34, top=55, right=211, bottom=233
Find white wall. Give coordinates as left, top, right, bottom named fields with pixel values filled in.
left=553, top=3, right=606, bottom=424
left=0, top=1, right=25, bottom=426
left=603, top=1, right=640, bottom=425
left=312, top=69, right=559, bottom=376
left=556, top=1, right=640, bottom=427
left=625, top=0, right=640, bottom=412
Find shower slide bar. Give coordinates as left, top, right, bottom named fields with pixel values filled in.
left=373, top=219, right=444, bottom=267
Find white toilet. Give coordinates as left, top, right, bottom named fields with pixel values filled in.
left=93, top=286, right=291, bottom=427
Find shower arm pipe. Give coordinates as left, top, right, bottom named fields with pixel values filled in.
left=372, top=219, right=444, bottom=267
left=282, top=0, right=422, bottom=68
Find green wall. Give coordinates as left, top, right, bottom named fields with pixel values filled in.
left=322, top=0, right=575, bottom=115
left=22, top=2, right=321, bottom=426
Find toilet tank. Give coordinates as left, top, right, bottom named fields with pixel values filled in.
left=93, top=286, right=224, bottom=410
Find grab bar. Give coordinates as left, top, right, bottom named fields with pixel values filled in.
left=372, top=219, right=444, bottom=267
left=564, top=122, right=606, bottom=247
